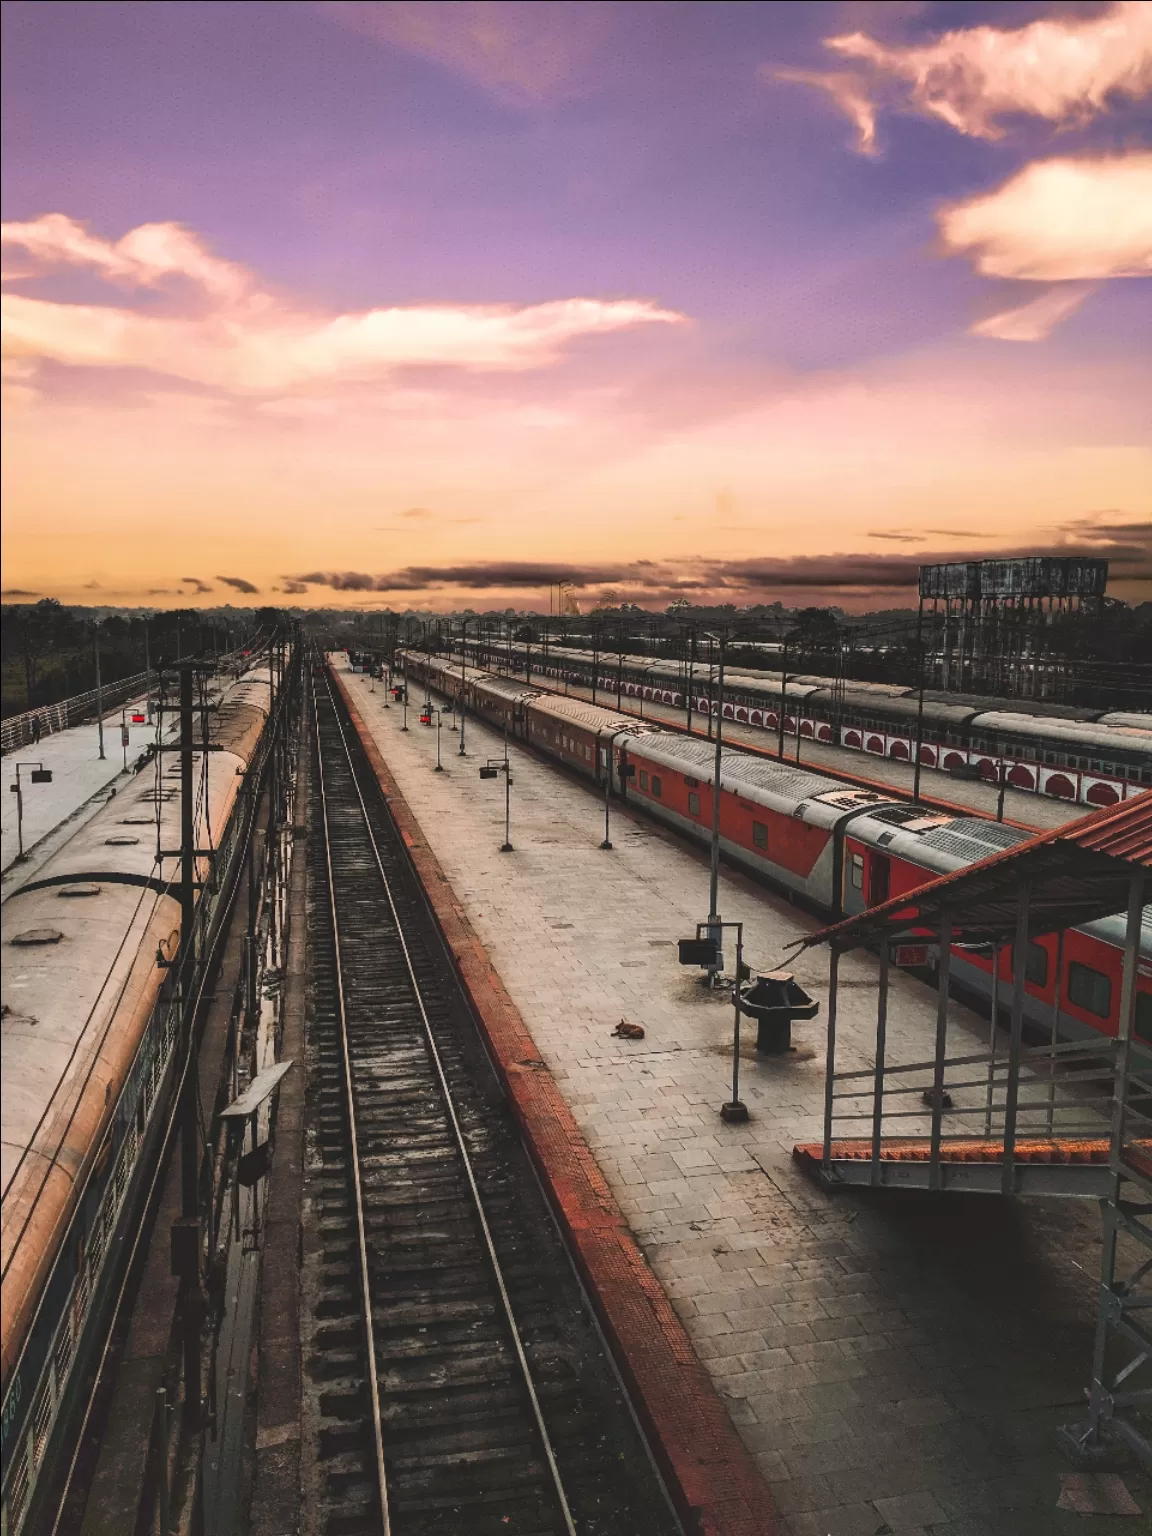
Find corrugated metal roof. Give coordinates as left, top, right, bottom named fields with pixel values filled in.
left=802, top=790, right=1152, bottom=950
left=1065, top=788, right=1152, bottom=862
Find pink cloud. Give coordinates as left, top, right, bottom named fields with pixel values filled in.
left=322, top=1, right=616, bottom=106
left=938, top=154, right=1152, bottom=283
left=777, top=2, right=1152, bottom=153
left=1, top=214, right=685, bottom=396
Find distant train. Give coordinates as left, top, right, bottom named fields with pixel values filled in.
left=399, top=651, right=1152, bottom=1049
left=443, top=637, right=1151, bottom=811
left=0, top=664, right=279, bottom=1536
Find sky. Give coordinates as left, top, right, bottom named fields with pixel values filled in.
left=1, top=0, right=1150, bottom=612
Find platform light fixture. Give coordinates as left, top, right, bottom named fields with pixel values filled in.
left=479, top=729, right=514, bottom=850
left=9, top=761, right=54, bottom=861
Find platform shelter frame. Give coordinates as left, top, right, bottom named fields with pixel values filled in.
left=793, top=792, right=1152, bottom=1466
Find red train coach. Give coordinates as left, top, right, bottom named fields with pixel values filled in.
left=399, top=651, right=1152, bottom=1044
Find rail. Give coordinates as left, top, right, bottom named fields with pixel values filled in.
left=311, top=663, right=578, bottom=1535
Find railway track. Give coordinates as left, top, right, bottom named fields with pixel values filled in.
left=303, top=668, right=682, bottom=1536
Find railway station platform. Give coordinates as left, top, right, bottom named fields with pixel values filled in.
left=468, top=663, right=1085, bottom=833
left=1, top=696, right=152, bottom=892
left=333, top=656, right=1147, bottom=1536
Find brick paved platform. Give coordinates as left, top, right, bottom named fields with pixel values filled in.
left=334, top=658, right=1148, bottom=1536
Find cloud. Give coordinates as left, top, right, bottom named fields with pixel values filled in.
left=279, top=580, right=310, bottom=594
left=1, top=588, right=39, bottom=597
left=773, top=67, right=879, bottom=154
left=322, top=1, right=616, bottom=106
left=777, top=2, right=1152, bottom=153
left=939, top=155, right=1152, bottom=283
left=216, top=574, right=260, bottom=593
left=292, top=526, right=1152, bottom=601
left=1, top=214, right=685, bottom=396
left=970, top=282, right=1096, bottom=342
left=181, top=576, right=214, bottom=593
left=1, top=213, right=250, bottom=301
left=399, top=506, right=433, bottom=519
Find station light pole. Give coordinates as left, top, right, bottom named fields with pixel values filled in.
left=912, top=597, right=926, bottom=804
left=458, top=618, right=469, bottom=756
left=777, top=636, right=789, bottom=762
left=703, top=631, right=727, bottom=974
left=480, top=728, right=514, bottom=851
left=600, top=734, right=614, bottom=850
left=93, top=622, right=106, bottom=759
left=10, top=761, right=54, bottom=860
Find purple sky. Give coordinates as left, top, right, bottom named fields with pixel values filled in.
left=2, top=2, right=1149, bottom=608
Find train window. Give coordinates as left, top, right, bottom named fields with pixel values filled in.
left=651, top=776, right=662, bottom=797
left=1136, top=993, right=1152, bottom=1043
left=1011, top=942, right=1049, bottom=987
left=849, top=852, right=864, bottom=890
left=688, top=793, right=701, bottom=816
left=752, top=821, right=768, bottom=850
left=1068, top=962, right=1112, bottom=1019
left=639, top=770, right=649, bottom=790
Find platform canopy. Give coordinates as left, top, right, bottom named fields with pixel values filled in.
left=801, top=790, right=1152, bottom=951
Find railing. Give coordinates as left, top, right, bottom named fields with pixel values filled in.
left=2, top=641, right=269, bottom=756
left=1, top=671, right=155, bottom=754
left=819, top=940, right=1147, bottom=1195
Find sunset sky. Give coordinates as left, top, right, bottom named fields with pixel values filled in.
left=2, top=1, right=1149, bottom=611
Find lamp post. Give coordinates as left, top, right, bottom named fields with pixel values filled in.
left=144, top=617, right=153, bottom=722
left=777, top=636, right=789, bottom=762
left=600, top=732, right=614, bottom=850
left=458, top=618, right=469, bottom=756
left=702, top=631, right=727, bottom=971
left=434, top=706, right=444, bottom=772
left=480, top=730, right=513, bottom=851
left=93, top=622, right=106, bottom=760
left=685, top=628, right=696, bottom=733
left=912, top=597, right=926, bottom=804
left=10, top=761, right=54, bottom=861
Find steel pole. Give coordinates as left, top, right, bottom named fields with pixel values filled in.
left=14, top=768, right=24, bottom=860
left=601, top=734, right=613, bottom=849
left=708, top=639, right=725, bottom=924
left=777, top=637, right=787, bottom=762
left=177, top=661, right=201, bottom=1432
left=459, top=620, right=467, bottom=755
left=94, top=625, right=106, bottom=759
left=912, top=597, right=926, bottom=803
left=502, top=728, right=513, bottom=852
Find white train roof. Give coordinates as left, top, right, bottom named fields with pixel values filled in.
left=968, top=712, right=1152, bottom=753
left=619, top=732, right=896, bottom=827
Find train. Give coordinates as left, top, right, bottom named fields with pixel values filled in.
left=436, top=637, right=1151, bottom=811
left=398, top=650, right=1152, bottom=1050
left=1, top=663, right=280, bottom=1536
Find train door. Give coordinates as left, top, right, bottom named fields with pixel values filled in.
left=867, top=852, right=891, bottom=906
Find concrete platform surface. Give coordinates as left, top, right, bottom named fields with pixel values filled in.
left=336, top=658, right=1147, bottom=1536
left=0, top=700, right=154, bottom=889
